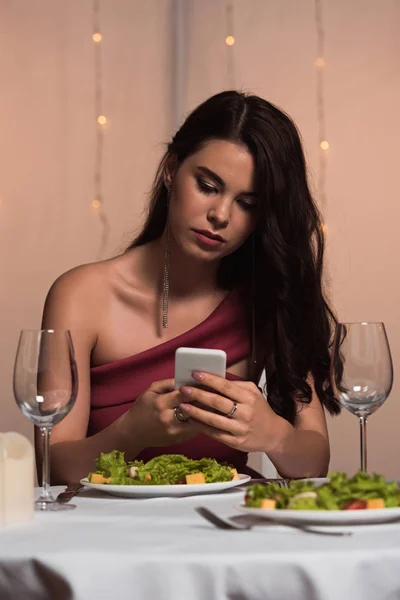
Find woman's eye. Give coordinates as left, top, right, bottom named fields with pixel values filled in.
left=238, top=198, right=257, bottom=212
left=196, top=178, right=218, bottom=195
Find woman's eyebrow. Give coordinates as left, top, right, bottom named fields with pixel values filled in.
left=196, top=165, right=256, bottom=196
left=196, top=166, right=225, bottom=187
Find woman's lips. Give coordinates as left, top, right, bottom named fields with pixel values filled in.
left=192, top=230, right=225, bottom=248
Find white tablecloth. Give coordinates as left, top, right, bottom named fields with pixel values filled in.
left=2, top=486, right=400, bottom=600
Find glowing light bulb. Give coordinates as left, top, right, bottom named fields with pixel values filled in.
left=92, top=32, right=102, bottom=43
left=320, top=140, right=329, bottom=150
left=92, top=199, right=101, bottom=211
left=225, top=36, right=235, bottom=46
left=315, top=57, right=325, bottom=68
left=97, top=115, right=107, bottom=125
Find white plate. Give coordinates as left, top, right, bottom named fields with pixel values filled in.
left=236, top=504, right=400, bottom=526
left=80, top=474, right=250, bottom=498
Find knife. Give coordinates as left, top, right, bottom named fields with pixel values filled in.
left=56, top=483, right=84, bottom=503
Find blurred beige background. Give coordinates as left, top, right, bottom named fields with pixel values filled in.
left=1, top=0, right=399, bottom=477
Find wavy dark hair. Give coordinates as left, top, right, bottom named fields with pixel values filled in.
left=127, top=90, right=340, bottom=424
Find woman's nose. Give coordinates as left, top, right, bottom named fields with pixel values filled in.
left=207, top=197, right=231, bottom=228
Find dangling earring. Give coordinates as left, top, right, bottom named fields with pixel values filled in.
left=251, top=234, right=257, bottom=364
left=162, top=188, right=171, bottom=329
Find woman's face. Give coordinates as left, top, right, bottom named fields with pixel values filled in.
left=167, top=139, right=257, bottom=262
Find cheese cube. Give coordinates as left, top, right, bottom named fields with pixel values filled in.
left=185, top=472, right=206, bottom=484
left=366, top=498, right=385, bottom=509
left=91, top=473, right=110, bottom=484
left=230, top=468, right=239, bottom=480
left=260, top=498, right=276, bottom=510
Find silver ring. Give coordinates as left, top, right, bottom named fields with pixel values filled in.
left=174, top=405, right=188, bottom=423
left=226, top=401, right=238, bottom=418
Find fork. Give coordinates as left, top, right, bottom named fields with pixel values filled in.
left=56, top=483, right=84, bottom=503
left=195, top=506, right=352, bottom=537
left=243, top=478, right=289, bottom=488
left=235, top=478, right=289, bottom=491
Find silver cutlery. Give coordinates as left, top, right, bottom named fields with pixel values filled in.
left=56, top=483, right=84, bottom=504
left=195, top=506, right=352, bottom=537
left=237, top=478, right=289, bottom=490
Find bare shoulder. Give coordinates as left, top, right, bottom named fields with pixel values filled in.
left=45, top=261, right=107, bottom=303
left=42, top=258, right=122, bottom=330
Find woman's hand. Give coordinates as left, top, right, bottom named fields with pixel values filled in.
left=177, top=372, right=280, bottom=453
left=125, top=378, right=198, bottom=449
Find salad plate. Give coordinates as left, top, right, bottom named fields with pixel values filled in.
left=81, top=474, right=250, bottom=498
left=84, top=451, right=251, bottom=497
left=236, top=504, right=400, bottom=526
left=239, top=471, right=400, bottom=525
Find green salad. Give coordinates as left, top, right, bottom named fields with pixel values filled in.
left=88, top=451, right=237, bottom=486
left=245, top=471, right=400, bottom=511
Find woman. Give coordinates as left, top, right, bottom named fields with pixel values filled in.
left=39, top=90, right=340, bottom=485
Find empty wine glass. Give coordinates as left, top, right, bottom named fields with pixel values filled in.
left=13, top=330, right=78, bottom=511
left=330, top=322, right=393, bottom=472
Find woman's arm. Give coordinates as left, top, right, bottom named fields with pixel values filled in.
left=37, top=265, right=197, bottom=485
left=36, top=266, right=145, bottom=484
left=177, top=373, right=330, bottom=478
left=261, top=389, right=329, bottom=478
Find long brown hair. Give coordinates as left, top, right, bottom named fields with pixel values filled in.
left=128, top=91, right=340, bottom=424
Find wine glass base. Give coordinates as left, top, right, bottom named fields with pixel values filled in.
left=35, top=501, right=76, bottom=511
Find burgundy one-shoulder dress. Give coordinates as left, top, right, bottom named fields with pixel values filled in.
left=88, top=290, right=253, bottom=472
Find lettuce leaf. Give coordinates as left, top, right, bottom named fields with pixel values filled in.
left=89, top=452, right=234, bottom=485
left=93, top=450, right=128, bottom=479
left=245, top=471, right=400, bottom=511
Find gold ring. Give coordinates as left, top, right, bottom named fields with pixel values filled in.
left=226, top=401, right=238, bottom=418
left=174, top=405, right=188, bottom=423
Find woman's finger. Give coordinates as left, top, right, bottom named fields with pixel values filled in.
left=153, top=389, right=181, bottom=412
left=149, top=378, right=176, bottom=394
left=179, top=385, right=236, bottom=416
left=178, top=400, right=243, bottom=434
left=190, top=372, right=255, bottom=402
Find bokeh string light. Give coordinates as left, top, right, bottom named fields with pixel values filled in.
left=92, top=0, right=110, bottom=260
left=315, top=0, right=329, bottom=216
left=225, top=1, right=235, bottom=88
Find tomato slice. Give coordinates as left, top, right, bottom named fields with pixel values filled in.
left=342, top=500, right=367, bottom=510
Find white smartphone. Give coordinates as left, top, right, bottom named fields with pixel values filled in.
left=174, top=347, right=227, bottom=390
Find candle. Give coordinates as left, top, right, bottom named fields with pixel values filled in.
left=0, top=432, right=34, bottom=526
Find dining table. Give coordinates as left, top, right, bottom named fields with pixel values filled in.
left=2, top=484, right=400, bottom=600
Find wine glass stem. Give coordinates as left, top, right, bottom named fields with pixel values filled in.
left=38, top=425, right=54, bottom=503
left=359, top=416, right=368, bottom=472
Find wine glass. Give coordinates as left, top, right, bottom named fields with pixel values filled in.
left=13, top=330, right=78, bottom=511
left=330, top=322, right=393, bottom=472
